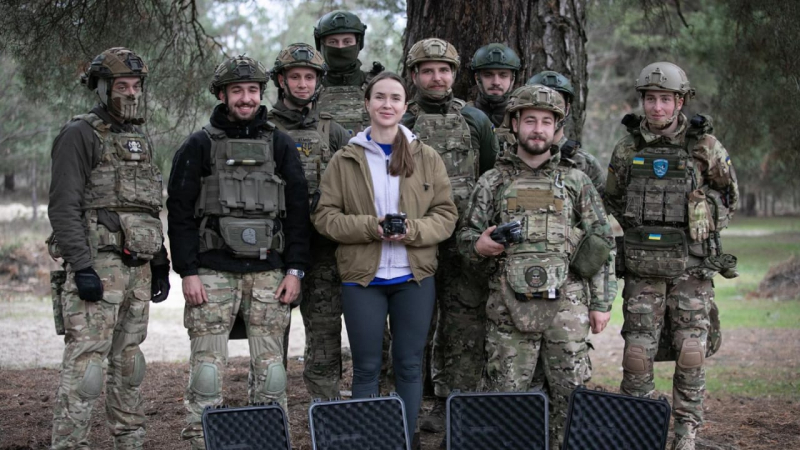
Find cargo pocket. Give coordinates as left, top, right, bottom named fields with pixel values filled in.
left=122, top=287, right=151, bottom=335
left=184, top=272, right=233, bottom=335
left=250, top=283, right=290, bottom=336
left=623, top=296, right=662, bottom=332
left=675, top=296, right=707, bottom=326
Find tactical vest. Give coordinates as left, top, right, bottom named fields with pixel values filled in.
left=268, top=112, right=332, bottom=195
left=75, top=113, right=164, bottom=259
left=195, top=124, right=287, bottom=259
left=621, top=125, right=698, bottom=278
left=498, top=167, right=572, bottom=300
left=409, top=99, right=477, bottom=215
left=318, top=84, right=369, bottom=137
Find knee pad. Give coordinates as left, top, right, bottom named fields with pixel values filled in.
left=622, top=345, right=650, bottom=375
left=125, top=351, right=146, bottom=388
left=77, top=360, right=104, bottom=400
left=189, top=362, right=220, bottom=397
left=262, top=362, right=286, bottom=397
left=677, top=338, right=705, bottom=369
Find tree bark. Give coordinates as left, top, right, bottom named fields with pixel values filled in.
left=403, top=0, right=588, bottom=138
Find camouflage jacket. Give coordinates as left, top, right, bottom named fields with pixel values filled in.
left=557, top=135, right=607, bottom=197
left=458, top=148, right=617, bottom=311
left=604, top=113, right=739, bottom=227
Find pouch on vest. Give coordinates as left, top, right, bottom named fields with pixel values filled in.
left=623, top=226, right=688, bottom=278
left=218, top=217, right=284, bottom=259
left=51, top=270, right=66, bottom=336
left=118, top=212, right=163, bottom=260
left=569, top=227, right=613, bottom=279
left=503, top=253, right=567, bottom=333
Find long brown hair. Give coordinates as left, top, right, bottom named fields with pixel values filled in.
left=365, top=72, right=415, bottom=178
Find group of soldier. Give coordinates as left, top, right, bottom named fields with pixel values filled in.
left=46, top=7, right=739, bottom=450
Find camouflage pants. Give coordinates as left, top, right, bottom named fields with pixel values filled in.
left=51, top=251, right=151, bottom=450
left=430, top=242, right=489, bottom=398
left=300, top=245, right=342, bottom=400
left=620, top=272, right=712, bottom=437
left=181, top=268, right=290, bottom=449
left=483, top=278, right=591, bottom=450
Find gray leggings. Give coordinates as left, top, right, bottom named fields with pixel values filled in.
left=342, top=276, right=435, bottom=438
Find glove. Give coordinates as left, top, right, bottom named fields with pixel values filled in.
left=150, top=264, right=171, bottom=303
left=688, top=189, right=715, bottom=241
left=74, top=267, right=104, bottom=302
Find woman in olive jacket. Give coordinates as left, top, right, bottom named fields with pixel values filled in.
left=312, top=72, right=457, bottom=443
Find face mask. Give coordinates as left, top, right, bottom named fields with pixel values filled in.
left=110, top=89, right=144, bottom=123
left=322, top=45, right=360, bottom=71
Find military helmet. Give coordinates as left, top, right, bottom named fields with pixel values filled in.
left=82, top=47, right=148, bottom=90
left=506, top=84, right=566, bottom=121
left=527, top=70, right=575, bottom=104
left=209, top=55, right=269, bottom=97
left=470, top=44, right=521, bottom=73
left=635, top=61, right=694, bottom=97
left=272, top=43, right=327, bottom=88
left=314, top=10, right=368, bottom=50
left=406, top=38, right=460, bottom=72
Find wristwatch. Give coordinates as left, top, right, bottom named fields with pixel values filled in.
left=286, top=268, right=305, bottom=279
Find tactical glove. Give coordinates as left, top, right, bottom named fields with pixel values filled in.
left=74, top=267, right=104, bottom=302
left=688, top=189, right=715, bottom=241
left=150, top=263, right=171, bottom=303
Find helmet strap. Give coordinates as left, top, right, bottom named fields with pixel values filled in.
left=281, top=78, right=316, bottom=108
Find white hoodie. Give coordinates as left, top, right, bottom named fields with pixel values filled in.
left=348, top=125, right=417, bottom=281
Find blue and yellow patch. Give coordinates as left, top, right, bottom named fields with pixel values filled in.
left=633, top=157, right=645, bottom=165
left=648, top=234, right=662, bottom=241
left=726, top=156, right=731, bottom=165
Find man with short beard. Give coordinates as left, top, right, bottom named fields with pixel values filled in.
left=314, top=10, right=384, bottom=135
left=48, top=46, right=170, bottom=450
left=268, top=43, right=350, bottom=401
left=402, top=38, right=499, bottom=435
left=458, top=84, right=616, bottom=450
left=467, top=43, right=521, bottom=148
left=166, top=55, right=310, bottom=450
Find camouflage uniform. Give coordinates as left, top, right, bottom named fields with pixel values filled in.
left=459, top=148, right=616, bottom=450
left=270, top=43, right=350, bottom=400
left=557, top=135, right=606, bottom=197
left=48, top=48, right=168, bottom=450
left=402, top=40, right=500, bottom=426
left=605, top=61, right=739, bottom=450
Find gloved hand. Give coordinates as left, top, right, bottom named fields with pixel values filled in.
left=688, top=189, right=715, bottom=241
left=150, top=264, right=171, bottom=303
left=74, top=267, right=104, bottom=302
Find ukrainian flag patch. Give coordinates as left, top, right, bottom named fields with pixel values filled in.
left=648, top=234, right=662, bottom=241
left=633, top=157, right=645, bottom=165
left=726, top=156, right=731, bottom=165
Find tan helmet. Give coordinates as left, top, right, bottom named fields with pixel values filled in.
left=635, top=62, right=695, bottom=98
left=505, top=84, right=566, bottom=125
left=209, top=55, right=269, bottom=98
left=271, top=43, right=327, bottom=106
left=81, top=47, right=148, bottom=90
left=406, top=38, right=460, bottom=72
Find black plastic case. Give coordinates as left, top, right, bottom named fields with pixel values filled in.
left=562, top=387, right=671, bottom=450
left=201, top=403, right=291, bottom=450
left=446, top=391, right=549, bottom=450
left=309, top=393, right=410, bottom=450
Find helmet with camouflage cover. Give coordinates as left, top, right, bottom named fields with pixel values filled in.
left=272, top=43, right=327, bottom=106
left=406, top=38, right=461, bottom=72
left=635, top=62, right=694, bottom=97
left=314, top=10, right=368, bottom=50
left=505, top=84, right=566, bottom=128
left=81, top=47, right=148, bottom=123
left=209, top=55, right=269, bottom=98
left=527, top=70, right=575, bottom=105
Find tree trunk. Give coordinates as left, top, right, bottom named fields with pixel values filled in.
left=4, top=171, right=14, bottom=192
left=30, top=160, right=38, bottom=221
left=403, top=0, right=589, bottom=139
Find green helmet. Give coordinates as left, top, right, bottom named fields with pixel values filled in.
left=505, top=84, right=566, bottom=125
left=271, top=43, right=327, bottom=106
left=209, top=55, right=269, bottom=97
left=527, top=70, right=575, bottom=104
left=406, top=38, right=461, bottom=72
left=82, top=47, right=148, bottom=90
left=470, top=44, right=521, bottom=73
left=314, top=10, right=367, bottom=50
left=635, top=61, right=694, bottom=98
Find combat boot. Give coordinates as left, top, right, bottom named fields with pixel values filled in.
left=671, top=428, right=696, bottom=450
left=419, top=396, right=446, bottom=433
